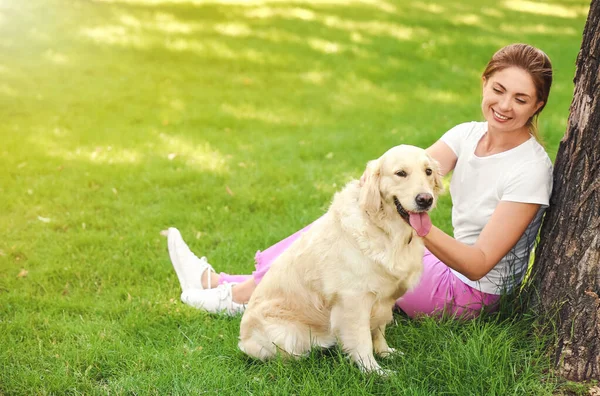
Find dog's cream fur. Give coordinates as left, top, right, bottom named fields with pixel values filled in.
left=238, top=145, right=443, bottom=373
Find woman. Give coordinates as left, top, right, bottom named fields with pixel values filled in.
left=168, top=43, right=553, bottom=319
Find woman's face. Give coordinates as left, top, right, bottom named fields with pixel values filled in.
left=481, top=66, right=544, bottom=133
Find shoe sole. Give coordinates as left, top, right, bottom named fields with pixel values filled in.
left=181, top=288, right=246, bottom=316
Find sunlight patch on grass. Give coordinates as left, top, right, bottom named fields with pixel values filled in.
left=308, top=38, right=342, bottom=54
left=78, top=5, right=410, bottom=56
left=412, top=3, right=445, bottom=14
left=96, top=0, right=397, bottom=13
left=165, top=37, right=204, bottom=53
left=307, top=38, right=370, bottom=58
left=480, top=7, right=504, bottom=18
left=43, top=49, right=69, bottom=65
left=245, top=6, right=316, bottom=20
left=81, top=12, right=199, bottom=48
left=503, top=0, right=588, bottom=18
left=153, top=12, right=197, bottom=34
left=500, top=23, right=577, bottom=36
left=164, top=97, right=186, bottom=112
left=241, top=9, right=416, bottom=43
left=118, top=13, right=143, bottom=28
left=300, top=70, right=331, bottom=85
left=353, top=0, right=397, bottom=13
left=164, top=37, right=269, bottom=61
left=322, top=16, right=423, bottom=41
left=205, top=41, right=238, bottom=58
left=39, top=140, right=142, bottom=164
left=0, top=83, right=16, bottom=96
left=214, top=22, right=253, bottom=37
left=27, top=127, right=144, bottom=165
left=350, top=32, right=369, bottom=44
left=118, top=11, right=199, bottom=34
left=155, top=133, right=230, bottom=173
left=28, top=127, right=226, bottom=171
left=157, top=95, right=187, bottom=122
left=34, top=133, right=142, bottom=164
left=260, top=30, right=317, bottom=47
left=451, top=14, right=482, bottom=26
left=81, top=25, right=148, bottom=48
left=220, top=103, right=297, bottom=125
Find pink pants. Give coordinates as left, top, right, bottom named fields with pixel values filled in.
left=219, top=222, right=500, bottom=319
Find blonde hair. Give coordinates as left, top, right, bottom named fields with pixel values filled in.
left=482, top=44, right=553, bottom=143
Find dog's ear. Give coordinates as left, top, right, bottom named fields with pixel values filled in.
left=429, top=156, right=444, bottom=196
left=359, top=159, right=382, bottom=216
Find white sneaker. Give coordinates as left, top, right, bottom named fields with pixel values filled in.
left=167, top=227, right=215, bottom=291
left=180, top=283, right=246, bottom=315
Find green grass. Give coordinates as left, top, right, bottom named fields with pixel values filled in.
left=0, top=0, right=589, bottom=393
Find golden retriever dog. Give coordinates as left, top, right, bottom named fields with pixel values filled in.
left=238, top=145, right=442, bottom=374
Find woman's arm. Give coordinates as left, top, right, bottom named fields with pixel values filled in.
left=426, top=140, right=457, bottom=176
left=423, top=201, right=541, bottom=281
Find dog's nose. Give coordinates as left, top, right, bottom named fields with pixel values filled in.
left=415, top=193, right=433, bottom=210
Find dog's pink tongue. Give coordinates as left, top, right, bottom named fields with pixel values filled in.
left=409, top=212, right=432, bottom=237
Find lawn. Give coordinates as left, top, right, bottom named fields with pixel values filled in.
left=0, top=0, right=590, bottom=394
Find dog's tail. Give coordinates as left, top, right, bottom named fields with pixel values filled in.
left=238, top=311, right=278, bottom=360
left=239, top=314, right=313, bottom=360
left=238, top=336, right=277, bottom=361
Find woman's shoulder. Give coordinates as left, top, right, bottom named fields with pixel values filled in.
left=520, top=138, right=553, bottom=169
left=507, top=140, right=553, bottom=183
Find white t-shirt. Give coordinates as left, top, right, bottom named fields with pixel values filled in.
left=440, top=121, right=553, bottom=294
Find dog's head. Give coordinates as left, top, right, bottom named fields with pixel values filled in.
left=359, top=145, right=443, bottom=236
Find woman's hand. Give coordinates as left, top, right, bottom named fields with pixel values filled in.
left=424, top=201, right=542, bottom=281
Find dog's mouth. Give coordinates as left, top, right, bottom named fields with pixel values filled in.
left=393, top=196, right=432, bottom=237
left=393, top=196, right=410, bottom=222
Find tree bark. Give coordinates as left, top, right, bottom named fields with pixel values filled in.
left=533, top=0, right=600, bottom=382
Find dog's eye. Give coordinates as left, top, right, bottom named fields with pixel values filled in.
left=425, top=168, right=432, bottom=176
left=395, top=170, right=407, bottom=177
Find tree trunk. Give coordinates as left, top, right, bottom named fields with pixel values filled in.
left=533, top=0, right=600, bottom=382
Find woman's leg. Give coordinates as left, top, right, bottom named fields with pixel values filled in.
left=172, top=219, right=319, bottom=313
left=217, top=274, right=251, bottom=285
left=396, top=249, right=500, bottom=319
